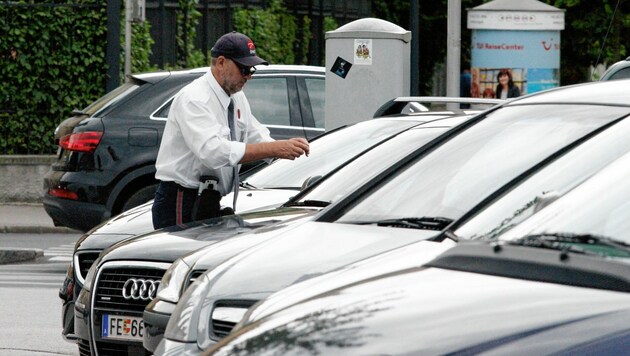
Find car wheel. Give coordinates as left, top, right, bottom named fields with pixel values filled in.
left=122, top=184, right=158, bottom=212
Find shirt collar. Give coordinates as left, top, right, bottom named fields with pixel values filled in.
left=205, top=70, right=232, bottom=111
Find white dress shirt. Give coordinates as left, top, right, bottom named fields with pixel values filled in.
left=155, top=70, right=273, bottom=195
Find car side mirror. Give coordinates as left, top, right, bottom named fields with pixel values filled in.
left=301, top=175, right=322, bottom=191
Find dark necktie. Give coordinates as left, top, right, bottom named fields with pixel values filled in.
left=227, top=99, right=239, bottom=211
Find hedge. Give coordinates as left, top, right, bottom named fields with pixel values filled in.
left=0, top=0, right=334, bottom=154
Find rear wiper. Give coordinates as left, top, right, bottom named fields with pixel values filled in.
left=509, top=233, right=630, bottom=257
left=362, top=216, right=453, bottom=231
left=285, top=199, right=331, bottom=208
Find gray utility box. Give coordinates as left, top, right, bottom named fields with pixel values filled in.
left=325, top=18, right=411, bottom=130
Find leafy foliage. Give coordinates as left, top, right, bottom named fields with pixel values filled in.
left=233, top=0, right=303, bottom=64
left=0, top=1, right=107, bottom=154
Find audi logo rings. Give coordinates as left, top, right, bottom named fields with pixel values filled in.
left=122, top=278, right=160, bottom=301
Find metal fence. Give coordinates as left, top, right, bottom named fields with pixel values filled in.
left=145, top=0, right=371, bottom=68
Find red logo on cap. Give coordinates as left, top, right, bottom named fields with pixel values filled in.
left=247, top=40, right=256, bottom=54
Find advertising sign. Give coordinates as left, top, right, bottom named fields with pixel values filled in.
left=471, top=29, right=560, bottom=97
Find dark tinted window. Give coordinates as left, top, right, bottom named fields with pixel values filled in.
left=608, top=67, right=630, bottom=81
left=243, top=77, right=291, bottom=126
left=305, top=78, right=325, bottom=128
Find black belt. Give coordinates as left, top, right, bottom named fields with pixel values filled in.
left=161, top=181, right=197, bottom=194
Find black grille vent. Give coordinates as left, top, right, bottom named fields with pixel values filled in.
left=77, top=252, right=100, bottom=280
left=94, top=267, right=165, bottom=312
left=212, top=320, right=236, bottom=338
left=78, top=338, right=91, bottom=356
left=185, top=269, right=207, bottom=289
left=211, top=300, right=257, bottom=339
left=95, top=341, right=149, bottom=356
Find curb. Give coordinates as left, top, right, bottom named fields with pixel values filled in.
left=0, top=248, right=44, bottom=265
left=0, top=225, right=81, bottom=234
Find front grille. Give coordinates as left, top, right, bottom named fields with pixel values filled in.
left=78, top=338, right=91, bottom=356
left=212, top=320, right=237, bottom=338
left=211, top=300, right=257, bottom=339
left=185, top=269, right=207, bottom=289
left=95, top=341, right=149, bottom=356
left=77, top=251, right=100, bottom=280
left=94, top=266, right=166, bottom=312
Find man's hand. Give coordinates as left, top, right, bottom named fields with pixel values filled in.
left=275, top=138, right=310, bottom=159
left=242, top=138, right=310, bottom=163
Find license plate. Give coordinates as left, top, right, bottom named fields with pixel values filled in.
left=102, top=314, right=144, bottom=341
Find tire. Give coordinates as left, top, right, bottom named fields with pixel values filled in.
left=122, top=184, right=158, bottom=212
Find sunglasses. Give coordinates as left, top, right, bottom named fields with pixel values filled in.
left=230, top=59, right=256, bottom=77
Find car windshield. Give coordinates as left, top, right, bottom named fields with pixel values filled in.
left=295, top=116, right=469, bottom=205
left=454, top=116, right=630, bottom=240
left=336, top=104, right=628, bottom=225
left=243, top=119, right=421, bottom=189
left=495, top=151, right=630, bottom=256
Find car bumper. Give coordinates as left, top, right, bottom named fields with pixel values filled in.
left=155, top=337, right=201, bottom=355
left=75, top=288, right=91, bottom=346
left=43, top=194, right=109, bottom=232
left=143, top=299, right=177, bottom=352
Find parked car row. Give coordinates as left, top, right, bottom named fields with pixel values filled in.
left=59, top=77, right=630, bottom=355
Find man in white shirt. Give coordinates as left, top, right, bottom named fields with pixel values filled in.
left=152, top=31, right=310, bottom=229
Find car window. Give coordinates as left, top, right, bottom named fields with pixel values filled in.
left=87, top=82, right=139, bottom=116
left=244, top=120, right=421, bottom=189
left=153, top=99, right=172, bottom=119
left=455, top=116, right=630, bottom=240
left=607, top=67, right=630, bottom=81
left=336, top=104, right=628, bottom=224
left=496, top=151, right=630, bottom=246
left=243, top=77, right=291, bottom=126
left=305, top=78, right=325, bottom=128
left=298, top=125, right=453, bottom=204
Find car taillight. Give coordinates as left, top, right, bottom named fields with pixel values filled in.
left=48, top=187, right=79, bottom=200
left=59, top=132, right=103, bottom=153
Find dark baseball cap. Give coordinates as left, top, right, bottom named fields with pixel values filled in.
left=211, top=31, right=269, bottom=67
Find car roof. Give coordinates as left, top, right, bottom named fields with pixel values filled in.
left=506, top=79, right=630, bottom=107
left=132, top=64, right=325, bottom=83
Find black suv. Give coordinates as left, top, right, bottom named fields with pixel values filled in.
left=43, top=65, right=325, bottom=232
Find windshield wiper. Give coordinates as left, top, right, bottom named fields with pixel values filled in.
left=359, top=217, right=454, bottom=231
left=509, top=233, right=630, bottom=257
left=239, top=181, right=258, bottom=189
left=285, top=199, right=331, bottom=208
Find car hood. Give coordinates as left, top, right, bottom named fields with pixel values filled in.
left=197, top=222, right=440, bottom=302
left=215, top=263, right=630, bottom=355
left=223, top=189, right=298, bottom=213
left=242, top=238, right=457, bottom=324
left=97, top=207, right=317, bottom=263
left=75, top=187, right=301, bottom=252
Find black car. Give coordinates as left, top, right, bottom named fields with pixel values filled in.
left=207, top=150, right=630, bottom=355
left=43, top=65, right=325, bottom=232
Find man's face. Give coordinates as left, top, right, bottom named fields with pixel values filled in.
left=216, top=56, right=252, bottom=95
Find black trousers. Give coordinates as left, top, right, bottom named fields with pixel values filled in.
left=152, top=181, right=197, bottom=229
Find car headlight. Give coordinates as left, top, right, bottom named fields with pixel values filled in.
left=156, top=258, right=191, bottom=303
left=163, top=273, right=212, bottom=342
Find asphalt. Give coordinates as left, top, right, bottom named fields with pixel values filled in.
left=0, top=203, right=80, bottom=264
